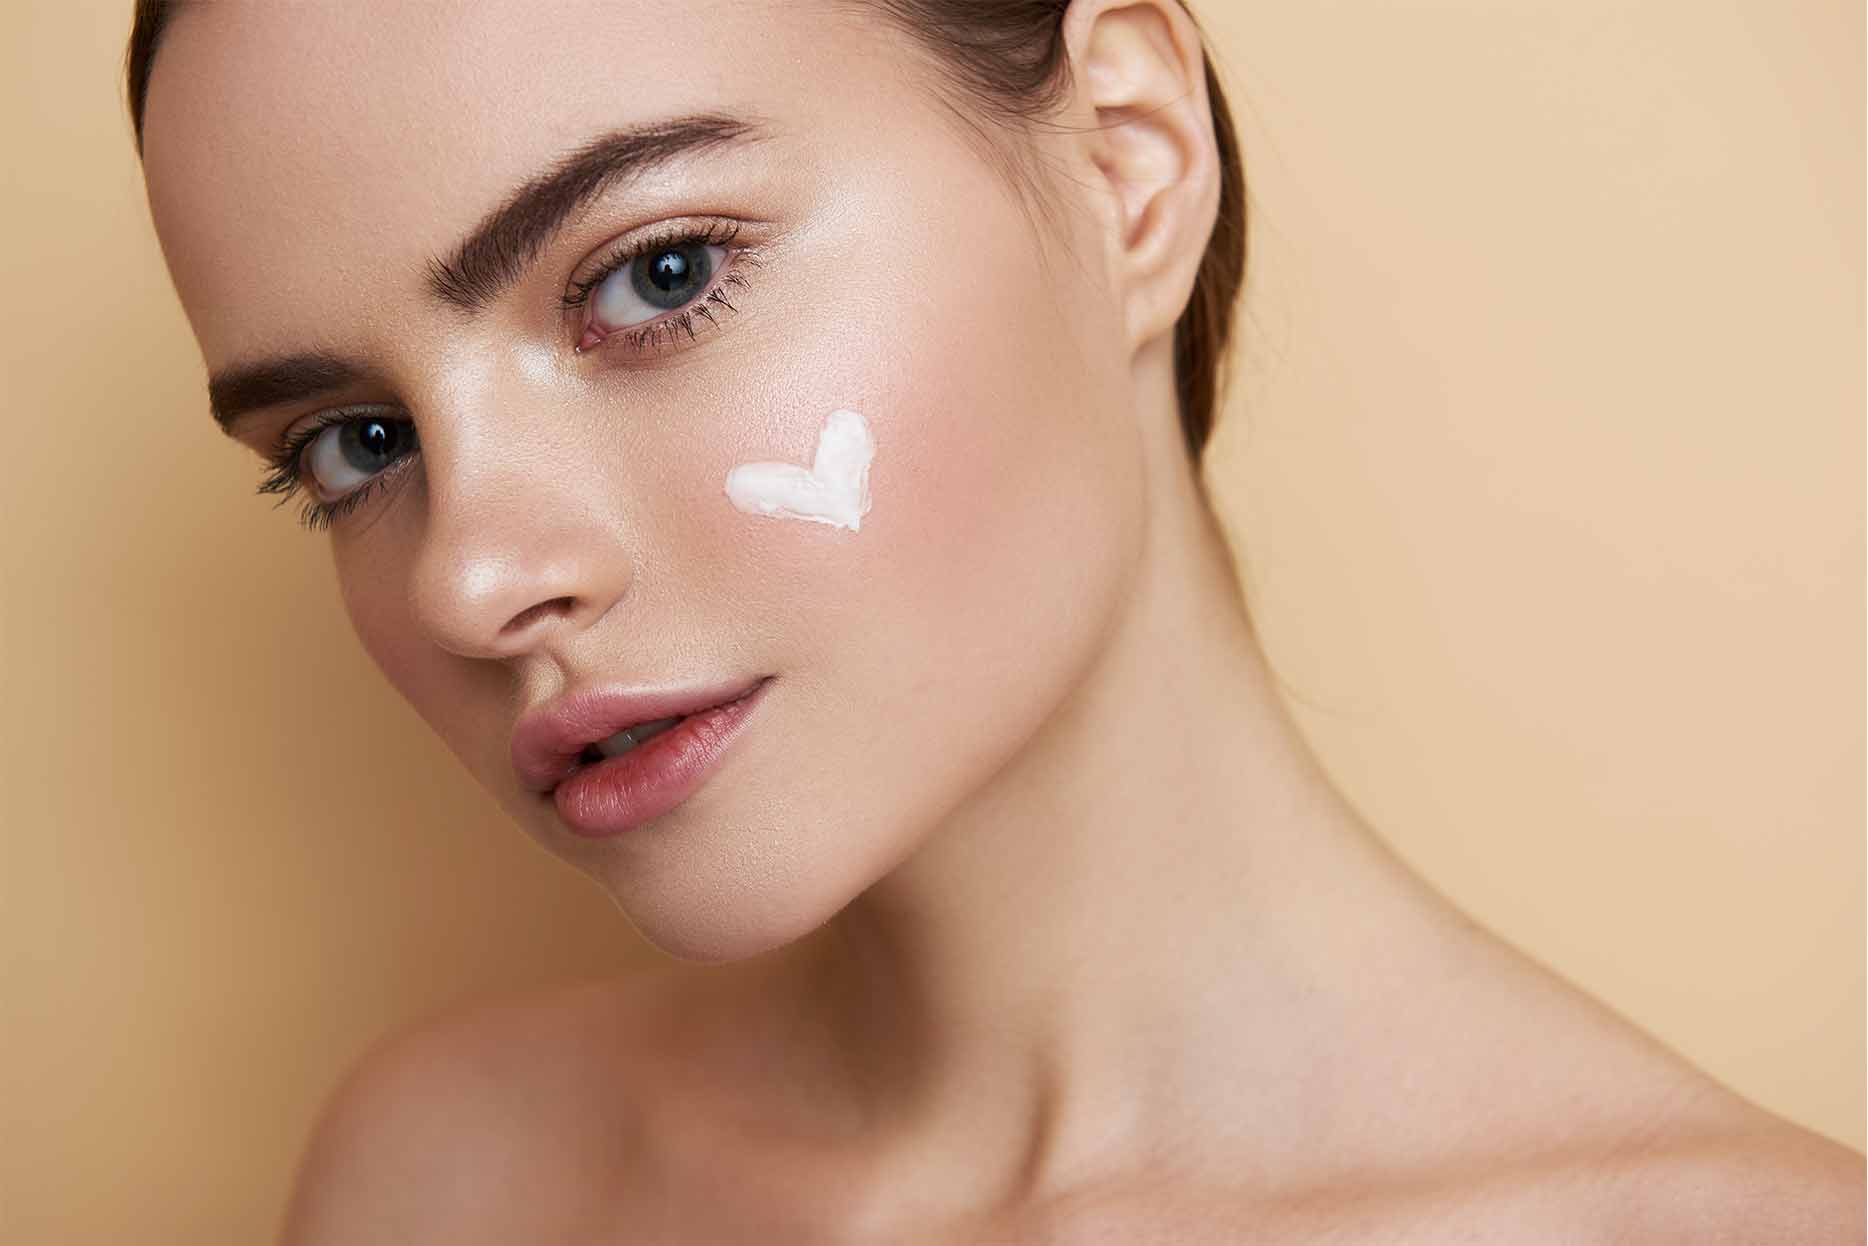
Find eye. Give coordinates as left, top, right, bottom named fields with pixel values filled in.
left=584, top=241, right=729, bottom=342
left=302, top=415, right=419, bottom=501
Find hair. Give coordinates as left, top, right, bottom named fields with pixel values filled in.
left=125, top=0, right=1245, bottom=463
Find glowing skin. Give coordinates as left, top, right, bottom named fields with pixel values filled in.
left=724, top=407, right=874, bottom=531
left=136, top=0, right=1820, bottom=1237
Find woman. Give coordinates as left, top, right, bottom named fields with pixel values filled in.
left=125, top=0, right=1860, bottom=1239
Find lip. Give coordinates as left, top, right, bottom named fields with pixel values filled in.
left=510, top=674, right=772, bottom=796
left=548, top=676, right=770, bottom=839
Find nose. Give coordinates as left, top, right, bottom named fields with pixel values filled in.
left=407, top=428, right=634, bottom=663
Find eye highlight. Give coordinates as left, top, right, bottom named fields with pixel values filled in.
left=560, top=217, right=759, bottom=356
left=257, top=407, right=420, bottom=531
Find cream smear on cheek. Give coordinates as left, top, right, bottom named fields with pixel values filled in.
left=724, top=408, right=875, bottom=532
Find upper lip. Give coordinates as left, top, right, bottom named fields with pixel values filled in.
left=510, top=675, right=769, bottom=793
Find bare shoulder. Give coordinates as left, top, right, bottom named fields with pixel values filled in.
left=1301, top=925, right=1868, bottom=1246
left=1589, top=1104, right=1865, bottom=1244
left=277, top=967, right=685, bottom=1246
left=1286, top=1109, right=1866, bottom=1246
left=1409, top=921, right=1865, bottom=1243
left=1509, top=1013, right=1865, bottom=1243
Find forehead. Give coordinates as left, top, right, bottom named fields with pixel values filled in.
left=139, top=0, right=909, bottom=363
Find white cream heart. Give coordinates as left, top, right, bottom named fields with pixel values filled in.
left=724, top=408, right=875, bottom=532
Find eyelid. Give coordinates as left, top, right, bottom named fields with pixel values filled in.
left=255, top=404, right=419, bottom=531
left=562, top=221, right=763, bottom=360
left=559, top=215, right=746, bottom=312
left=270, top=402, right=399, bottom=465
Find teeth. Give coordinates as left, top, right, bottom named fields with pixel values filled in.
left=593, top=716, right=683, bottom=759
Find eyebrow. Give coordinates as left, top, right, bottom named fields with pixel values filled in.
left=209, top=351, right=370, bottom=436
left=426, top=110, right=771, bottom=313
left=205, top=110, right=772, bottom=434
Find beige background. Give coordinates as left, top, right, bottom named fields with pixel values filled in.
left=2, top=1, right=1860, bottom=1241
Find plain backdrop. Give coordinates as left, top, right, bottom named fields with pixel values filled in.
left=1, top=1, right=1860, bottom=1241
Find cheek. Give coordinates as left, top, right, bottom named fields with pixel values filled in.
left=673, top=208, right=1144, bottom=868
left=335, top=548, right=414, bottom=691
left=333, top=543, right=509, bottom=781
left=874, top=323, right=1138, bottom=683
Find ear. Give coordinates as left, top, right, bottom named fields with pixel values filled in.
left=1062, top=0, right=1222, bottom=353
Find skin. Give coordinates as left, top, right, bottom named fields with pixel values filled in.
left=138, top=0, right=1863, bottom=1241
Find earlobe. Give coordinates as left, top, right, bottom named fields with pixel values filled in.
left=1066, top=0, right=1221, bottom=351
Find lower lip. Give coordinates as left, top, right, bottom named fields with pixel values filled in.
left=551, top=677, right=771, bottom=839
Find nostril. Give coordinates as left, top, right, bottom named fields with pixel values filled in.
left=501, top=596, right=577, bottom=637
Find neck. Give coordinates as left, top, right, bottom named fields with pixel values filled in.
left=781, top=356, right=1471, bottom=1210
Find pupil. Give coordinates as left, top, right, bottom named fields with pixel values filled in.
left=633, top=243, right=710, bottom=309
left=649, top=250, right=689, bottom=291
left=341, top=418, right=401, bottom=472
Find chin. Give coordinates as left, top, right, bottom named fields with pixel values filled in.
left=580, top=829, right=869, bottom=966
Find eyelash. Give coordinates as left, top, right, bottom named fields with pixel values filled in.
left=559, top=217, right=760, bottom=357
left=255, top=217, right=760, bottom=531
left=256, top=408, right=418, bottom=532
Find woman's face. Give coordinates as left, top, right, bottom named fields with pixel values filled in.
left=143, top=0, right=1148, bottom=961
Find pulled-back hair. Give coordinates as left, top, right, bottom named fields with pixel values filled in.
left=125, top=0, right=1245, bottom=462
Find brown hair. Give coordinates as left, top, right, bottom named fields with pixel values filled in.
left=125, top=0, right=1245, bottom=462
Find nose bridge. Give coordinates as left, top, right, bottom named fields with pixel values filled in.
left=406, top=364, right=632, bottom=661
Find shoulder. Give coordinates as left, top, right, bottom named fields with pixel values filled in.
left=277, top=968, right=684, bottom=1246
left=1413, top=929, right=1863, bottom=1242
left=1588, top=1110, right=1865, bottom=1244
left=1359, top=987, right=1865, bottom=1246
left=1370, top=1111, right=1865, bottom=1246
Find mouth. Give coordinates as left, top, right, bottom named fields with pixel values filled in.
left=575, top=714, right=688, bottom=767
left=510, top=675, right=773, bottom=796
left=546, top=676, right=773, bottom=838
